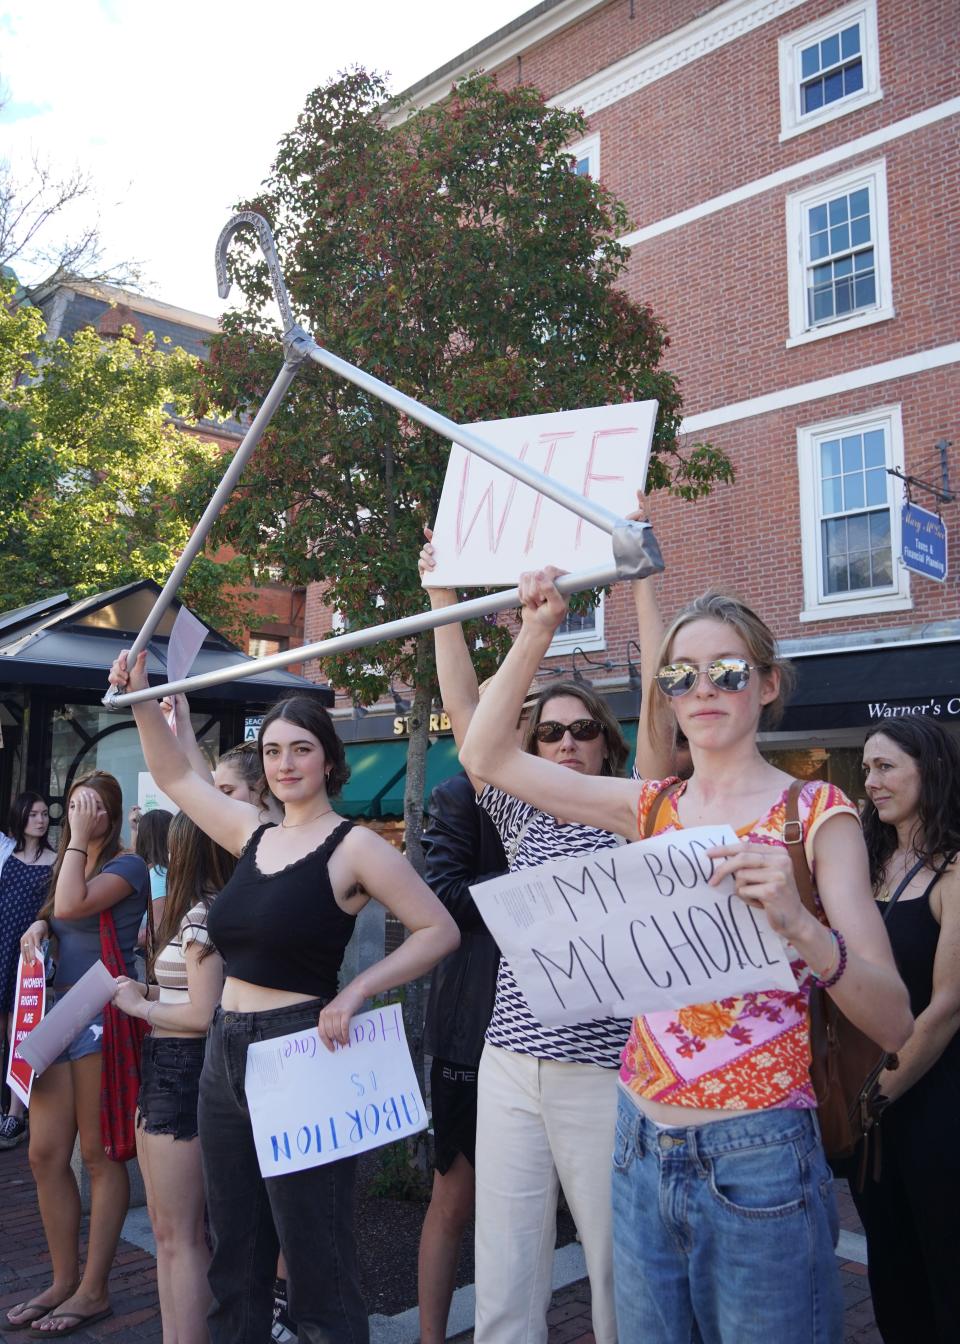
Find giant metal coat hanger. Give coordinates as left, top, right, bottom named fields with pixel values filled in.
left=104, top=212, right=663, bottom=710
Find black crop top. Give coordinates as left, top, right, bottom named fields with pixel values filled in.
left=206, top=820, right=358, bottom=999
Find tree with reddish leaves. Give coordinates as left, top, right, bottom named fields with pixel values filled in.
left=190, top=69, right=732, bottom=869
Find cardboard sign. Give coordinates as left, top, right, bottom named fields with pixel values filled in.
left=426, top=402, right=657, bottom=588
left=470, top=826, right=798, bottom=1026
left=16, top=960, right=116, bottom=1074
left=6, top=954, right=46, bottom=1106
left=901, top=502, right=947, bottom=582
left=244, top=1002, right=427, bottom=1177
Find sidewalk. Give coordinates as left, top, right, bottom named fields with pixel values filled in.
left=0, top=1140, right=879, bottom=1342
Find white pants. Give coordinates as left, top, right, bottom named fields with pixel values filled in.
left=474, top=1043, right=619, bottom=1344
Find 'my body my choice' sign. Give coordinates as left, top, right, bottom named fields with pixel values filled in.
left=471, top=826, right=797, bottom=1026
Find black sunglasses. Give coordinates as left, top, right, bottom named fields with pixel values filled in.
left=655, top=657, right=761, bottom=698
left=533, top=717, right=604, bottom=743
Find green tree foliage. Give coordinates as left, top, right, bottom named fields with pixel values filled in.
left=193, top=69, right=733, bottom=852
left=0, top=280, right=246, bottom=628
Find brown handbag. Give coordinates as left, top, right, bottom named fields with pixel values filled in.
left=781, top=780, right=905, bottom=1177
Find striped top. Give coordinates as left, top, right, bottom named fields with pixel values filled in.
left=154, top=902, right=213, bottom=1005
left=478, top=785, right=633, bottom=1068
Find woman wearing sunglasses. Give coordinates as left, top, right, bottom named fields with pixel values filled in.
left=461, top=574, right=912, bottom=1344
left=420, top=530, right=684, bottom=1344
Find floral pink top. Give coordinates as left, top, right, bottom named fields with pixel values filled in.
left=619, top=778, right=859, bottom=1111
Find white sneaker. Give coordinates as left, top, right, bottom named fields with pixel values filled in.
left=0, top=1114, right=27, bottom=1149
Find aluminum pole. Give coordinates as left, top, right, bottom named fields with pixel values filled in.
left=106, top=534, right=661, bottom=709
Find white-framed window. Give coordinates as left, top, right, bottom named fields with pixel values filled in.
left=785, top=159, right=893, bottom=347
left=568, top=133, right=600, bottom=179
left=778, top=1, right=881, bottom=141
left=548, top=594, right=605, bottom=654
left=797, top=404, right=911, bottom=622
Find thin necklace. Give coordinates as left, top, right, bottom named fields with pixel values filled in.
left=280, top=807, right=334, bottom=829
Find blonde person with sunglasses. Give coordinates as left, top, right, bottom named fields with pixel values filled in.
left=419, top=522, right=682, bottom=1344
left=460, top=573, right=912, bottom=1344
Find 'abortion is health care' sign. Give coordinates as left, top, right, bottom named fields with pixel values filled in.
left=471, top=826, right=798, bottom=1026
left=245, top=1002, right=426, bottom=1177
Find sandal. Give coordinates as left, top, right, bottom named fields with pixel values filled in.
left=5, top=1301, right=59, bottom=1332
left=28, top=1307, right=113, bottom=1336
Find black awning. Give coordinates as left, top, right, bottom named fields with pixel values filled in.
left=779, top=640, right=960, bottom=732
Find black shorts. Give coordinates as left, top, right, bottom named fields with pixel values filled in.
left=137, top=1034, right=205, bottom=1141
left=430, top=1056, right=479, bottom=1174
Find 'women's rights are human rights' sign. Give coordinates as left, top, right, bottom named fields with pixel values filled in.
left=471, top=827, right=798, bottom=1026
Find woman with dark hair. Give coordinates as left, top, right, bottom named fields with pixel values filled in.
left=462, top=572, right=912, bottom=1344
left=854, top=717, right=960, bottom=1342
left=107, top=656, right=459, bottom=1344
left=0, top=792, right=56, bottom=1149
left=113, top=811, right=232, bottom=1344
left=133, top=808, right=172, bottom=967
left=7, top=772, right=149, bottom=1335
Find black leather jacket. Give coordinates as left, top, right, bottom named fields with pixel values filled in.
left=422, top=773, right=507, bottom=1067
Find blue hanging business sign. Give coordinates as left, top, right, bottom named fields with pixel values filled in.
left=901, top=502, right=948, bottom=582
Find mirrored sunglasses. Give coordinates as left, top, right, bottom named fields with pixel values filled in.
left=533, top=717, right=604, bottom=743
left=655, top=657, right=758, bottom=698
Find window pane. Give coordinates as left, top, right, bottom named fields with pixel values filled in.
left=849, top=187, right=870, bottom=219
left=801, top=43, right=820, bottom=78
left=820, top=438, right=842, bottom=475
left=830, top=222, right=850, bottom=252
left=870, top=510, right=891, bottom=546
left=844, top=61, right=864, bottom=95
left=824, top=517, right=846, bottom=557
left=821, top=33, right=840, bottom=68
left=863, top=430, right=886, bottom=467
left=850, top=214, right=871, bottom=246
left=824, top=69, right=844, bottom=104
left=822, top=476, right=843, bottom=513
left=854, top=246, right=874, bottom=271
left=866, top=467, right=887, bottom=506
left=848, top=552, right=871, bottom=590
left=841, top=24, right=861, bottom=57
left=847, top=514, right=870, bottom=551
left=803, top=80, right=825, bottom=113
left=871, top=548, right=893, bottom=586
left=812, top=285, right=834, bottom=323
left=810, top=229, right=830, bottom=260
left=855, top=273, right=876, bottom=307
left=826, top=550, right=849, bottom=593
left=841, top=436, right=863, bottom=472
left=809, top=203, right=829, bottom=232
left=829, top=196, right=849, bottom=225
left=843, top=473, right=865, bottom=510
left=834, top=253, right=853, bottom=277
left=836, top=275, right=855, bottom=314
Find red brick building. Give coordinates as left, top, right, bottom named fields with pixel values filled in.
left=305, top=0, right=959, bottom=808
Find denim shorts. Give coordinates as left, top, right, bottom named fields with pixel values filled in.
left=48, top=989, right=104, bottom=1066
left=138, top=1034, right=206, bottom=1141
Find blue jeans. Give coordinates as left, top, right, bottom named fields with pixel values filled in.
left=611, top=1094, right=841, bottom=1344
left=199, top=1001, right=368, bottom=1344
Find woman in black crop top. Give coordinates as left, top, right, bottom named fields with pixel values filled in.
left=110, top=653, right=459, bottom=1344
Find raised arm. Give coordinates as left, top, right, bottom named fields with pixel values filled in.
left=109, top=651, right=259, bottom=856
left=316, top=826, right=459, bottom=1048
left=627, top=493, right=677, bottom=781
left=460, top=567, right=640, bottom=839
left=164, top=694, right=214, bottom=783
left=419, top=528, right=480, bottom=752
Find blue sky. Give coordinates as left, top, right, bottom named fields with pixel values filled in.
left=1, top=0, right=532, bottom=314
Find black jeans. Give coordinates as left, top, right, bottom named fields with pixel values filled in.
left=199, top=1000, right=368, bottom=1344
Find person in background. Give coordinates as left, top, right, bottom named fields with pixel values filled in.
left=0, top=792, right=56, bottom=1149
left=7, top=772, right=149, bottom=1335
left=113, top=811, right=232, bottom=1344
left=461, top=573, right=912, bottom=1344
left=854, top=718, right=960, bottom=1343
left=416, top=766, right=509, bottom=1344
left=134, top=808, right=173, bottom=962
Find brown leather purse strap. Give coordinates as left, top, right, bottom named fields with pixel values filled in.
left=643, top=779, right=683, bottom=839
left=783, top=779, right=818, bottom=920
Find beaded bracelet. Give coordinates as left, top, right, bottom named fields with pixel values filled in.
left=810, top=928, right=848, bottom=990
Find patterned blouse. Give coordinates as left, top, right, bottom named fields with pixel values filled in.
left=479, top=784, right=633, bottom=1068
left=619, top=778, right=859, bottom=1111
